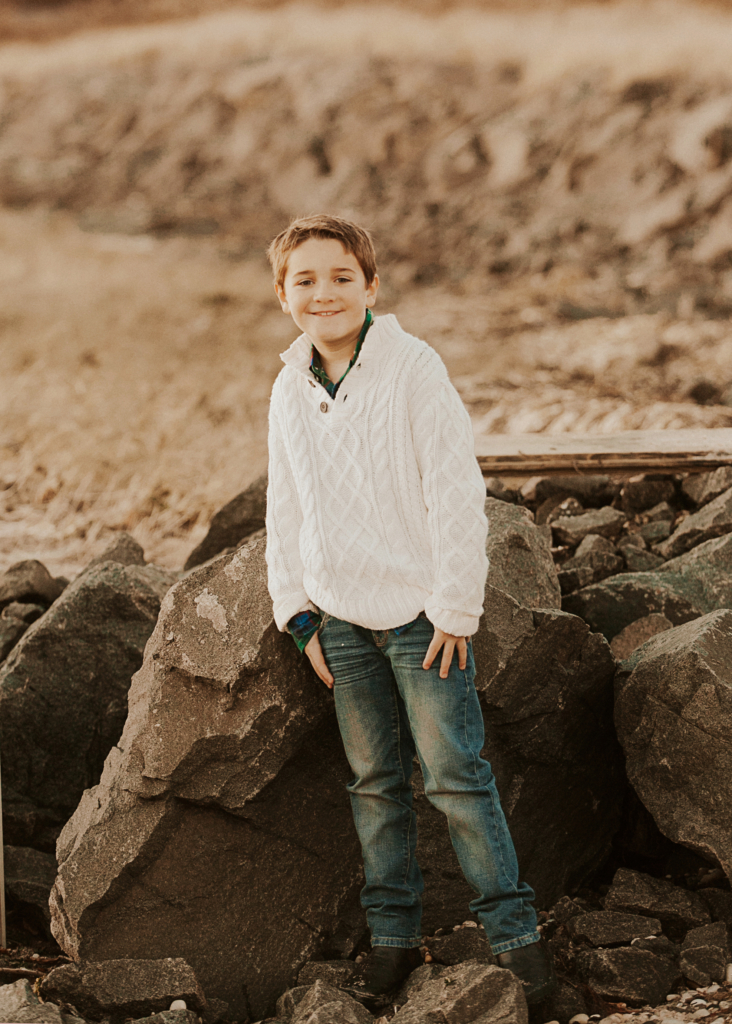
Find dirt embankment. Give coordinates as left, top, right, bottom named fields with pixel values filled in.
left=2, top=2, right=732, bottom=574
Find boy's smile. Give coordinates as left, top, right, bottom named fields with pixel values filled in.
left=276, top=237, right=379, bottom=364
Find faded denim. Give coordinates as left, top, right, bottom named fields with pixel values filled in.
left=319, top=611, right=540, bottom=954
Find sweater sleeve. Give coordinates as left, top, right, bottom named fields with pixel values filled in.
left=265, top=380, right=318, bottom=631
left=409, top=364, right=489, bottom=636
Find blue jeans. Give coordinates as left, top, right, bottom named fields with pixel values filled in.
left=319, top=612, right=540, bottom=954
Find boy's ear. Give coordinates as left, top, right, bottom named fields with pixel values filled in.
left=366, top=273, right=380, bottom=308
left=274, top=281, right=289, bottom=313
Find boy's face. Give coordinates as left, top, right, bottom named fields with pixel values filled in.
left=276, top=237, right=378, bottom=349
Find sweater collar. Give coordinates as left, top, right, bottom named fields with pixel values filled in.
left=280, top=313, right=400, bottom=379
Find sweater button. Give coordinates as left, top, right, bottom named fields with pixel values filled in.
left=320, top=401, right=328, bottom=413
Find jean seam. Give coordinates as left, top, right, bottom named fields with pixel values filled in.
left=394, top=688, right=413, bottom=890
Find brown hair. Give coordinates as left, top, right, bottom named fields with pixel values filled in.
left=267, top=214, right=377, bottom=288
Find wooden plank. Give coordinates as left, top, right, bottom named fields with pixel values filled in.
left=475, top=428, right=732, bottom=477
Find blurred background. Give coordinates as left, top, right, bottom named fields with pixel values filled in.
left=2, top=0, right=732, bottom=576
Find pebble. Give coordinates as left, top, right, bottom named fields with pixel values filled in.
left=569, top=1015, right=589, bottom=1024
left=719, top=1004, right=731, bottom=1012
left=462, top=920, right=478, bottom=928
left=709, top=1019, right=724, bottom=1024
left=169, top=1001, right=187, bottom=1011
left=692, top=1010, right=710, bottom=1019
left=727, top=965, right=732, bottom=985
left=667, top=997, right=679, bottom=1003
left=690, top=1001, right=708, bottom=1008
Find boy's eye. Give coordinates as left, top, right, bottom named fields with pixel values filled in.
left=296, top=279, right=314, bottom=286
left=335, top=276, right=353, bottom=283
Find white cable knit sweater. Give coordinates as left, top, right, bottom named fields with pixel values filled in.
left=265, top=313, right=489, bottom=636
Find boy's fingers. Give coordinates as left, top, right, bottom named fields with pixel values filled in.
left=305, top=634, right=334, bottom=689
left=440, top=639, right=455, bottom=679
left=422, top=633, right=442, bottom=670
left=458, top=636, right=468, bottom=670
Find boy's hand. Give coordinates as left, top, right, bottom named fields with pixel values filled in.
left=304, top=632, right=334, bottom=689
left=423, top=627, right=468, bottom=679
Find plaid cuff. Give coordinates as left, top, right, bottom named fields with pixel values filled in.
left=287, top=609, right=322, bottom=653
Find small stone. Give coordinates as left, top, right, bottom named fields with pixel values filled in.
left=552, top=506, right=627, bottom=546
left=645, top=502, right=675, bottom=523
left=726, top=963, right=732, bottom=983
left=666, top=996, right=679, bottom=1002
left=170, top=1001, right=187, bottom=1011
left=622, top=547, right=666, bottom=572
left=609, top=614, right=673, bottom=660
left=718, top=1001, right=731, bottom=1011
left=569, top=1015, right=590, bottom=1023
left=640, top=520, right=672, bottom=544
left=692, top=1010, right=710, bottom=1018
left=462, top=920, right=478, bottom=928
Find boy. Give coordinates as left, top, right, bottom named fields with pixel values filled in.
left=265, top=214, right=556, bottom=1006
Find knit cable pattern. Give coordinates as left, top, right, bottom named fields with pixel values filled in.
left=265, top=315, right=489, bottom=635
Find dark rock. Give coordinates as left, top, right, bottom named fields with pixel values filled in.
left=2, top=602, right=45, bottom=624
left=484, top=498, right=561, bottom=610
left=129, top=1013, right=199, bottom=1024
left=290, top=981, right=372, bottom=1024
left=698, top=886, right=732, bottom=925
left=617, top=533, right=647, bottom=551
left=0, top=978, right=84, bottom=1024
left=86, top=532, right=146, bottom=570
left=563, top=532, right=732, bottom=641
left=645, top=500, right=675, bottom=522
left=551, top=896, right=592, bottom=927
left=0, top=560, right=65, bottom=611
left=532, top=476, right=621, bottom=508
left=622, top=546, right=665, bottom=572
left=425, top=928, right=496, bottom=966
left=621, top=477, right=676, bottom=514
left=183, top=473, right=267, bottom=570
left=40, top=959, right=206, bottom=1020
left=574, top=947, right=678, bottom=1006
left=3, top=845, right=56, bottom=927
left=485, top=477, right=520, bottom=504
left=614, top=610, right=732, bottom=880
left=297, top=962, right=356, bottom=989
left=200, top=998, right=229, bottom=1024
left=604, top=868, right=711, bottom=938
left=566, top=911, right=661, bottom=947
left=682, top=467, right=732, bottom=508
left=631, top=934, right=679, bottom=959
left=391, top=961, right=528, bottom=1024
left=0, top=615, right=27, bottom=661
left=552, top=507, right=626, bottom=547
left=537, top=494, right=584, bottom=526
left=575, top=534, right=618, bottom=557
left=276, top=986, right=310, bottom=1021
left=655, top=486, right=732, bottom=558
left=50, top=537, right=364, bottom=1022
left=0, top=561, right=176, bottom=849
left=679, top=921, right=730, bottom=985
left=640, top=520, right=672, bottom=544
left=395, top=963, right=446, bottom=1005
left=609, top=614, right=673, bottom=660
left=541, top=979, right=587, bottom=1024
left=558, top=551, right=624, bottom=594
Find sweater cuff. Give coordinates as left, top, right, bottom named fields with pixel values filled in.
left=424, top=598, right=481, bottom=638
left=273, top=592, right=318, bottom=632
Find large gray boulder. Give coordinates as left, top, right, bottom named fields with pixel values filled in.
left=51, top=544, right=623, bottom=1015
left=0, top=979, right=84, bottom=1024
left=183, top=474, right=267, bottom=570
left=3, top=845, right=57, bottom=930
left=50, top=537, right=363, bottom=1022
left=563, top=532, right=732, bottom=641
left=0, top=561, right=175, bottom=849
left=484, top=498, right=560, bottom=610
left=614, top=610, right=732, bottom=879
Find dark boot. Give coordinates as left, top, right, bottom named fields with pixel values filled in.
left=342, top=946, right=422, bottom=1007
left=497, top=939, right=557, bottom=1005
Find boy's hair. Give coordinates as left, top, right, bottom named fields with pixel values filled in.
left=267, top=214, right=377, bottom=288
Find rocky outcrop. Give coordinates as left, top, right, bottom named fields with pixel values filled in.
left=614, top=610, right=732, bottom=879
left=484, top=498, right=560, bottom=610
left=574, top=947, right=678, bottom=1006
left=565, top=910, right=662, bottom=946
left=0, top=979, right=84, bottom=1024
left=0, top=561, right=175, bottom=850
left=183, top=474, right=267, bottom=570
left=563, top=533, right=732, bottom=640
left=85, top=532, right=146, bottom=571
left=51, top=529, right=623, bottom=1016
left=682, top=467, right=732, bottom=508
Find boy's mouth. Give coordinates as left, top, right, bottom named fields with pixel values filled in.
left=311, top=311, right=341, bottom=316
